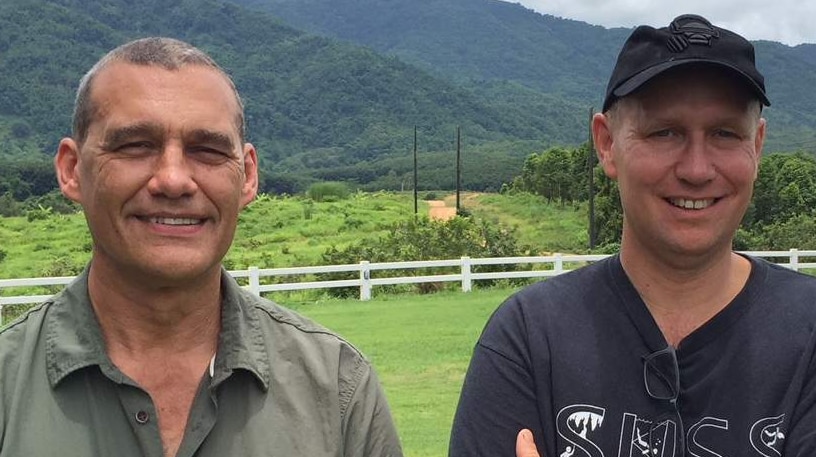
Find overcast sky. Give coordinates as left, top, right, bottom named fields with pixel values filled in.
left=513, top=0, right=816, bottom=46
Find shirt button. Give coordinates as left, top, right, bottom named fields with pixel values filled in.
left=135, top=410, right=150, bottom=424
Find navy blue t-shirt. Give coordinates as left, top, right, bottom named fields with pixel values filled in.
left=450, top=255, right=816, bottom=457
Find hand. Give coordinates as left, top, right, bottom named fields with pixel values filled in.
left=516, top=429, right=541, bottom=457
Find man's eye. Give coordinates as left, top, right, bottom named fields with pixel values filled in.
left=193, top=147, right=225, bottom=155
left=650, top=129, right=675, bottom=138
left=116, top=142, right=154, bottom=153
left=190, top=147, right=231, bottom=162
left=714, top=129, right=740, bottom=139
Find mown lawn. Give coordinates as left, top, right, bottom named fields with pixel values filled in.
left=281, top=287, right=521, bottom=457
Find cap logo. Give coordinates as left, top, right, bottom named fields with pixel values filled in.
left=667, top=14, right=719, bottom=53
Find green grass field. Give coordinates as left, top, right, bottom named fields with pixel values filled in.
left=465, top=192, right=588, bottom=253
left=0, top=191, right=585, bottom=455
left=281, top=287, right=520, bottom=457
left=0, top=191, right=431, bottom=279
left=0, top=191, right=590, bottom=281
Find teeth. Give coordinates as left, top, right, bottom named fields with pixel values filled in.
left=149, top=217, right=201, bottom=226
left=670, top=198, right=713, bottom=210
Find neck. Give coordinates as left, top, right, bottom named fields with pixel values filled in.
left=86, top=260, right=222, bottom=358
left=620, top=243, right=751, bottom=347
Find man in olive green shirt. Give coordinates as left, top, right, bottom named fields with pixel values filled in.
left=0, top=37, right=402, bottom=457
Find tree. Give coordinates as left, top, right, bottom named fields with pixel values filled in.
left=509, top=144, right=592, bottom=206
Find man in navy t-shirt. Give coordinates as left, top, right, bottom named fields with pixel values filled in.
left=451, top=14, right=816, bottom=457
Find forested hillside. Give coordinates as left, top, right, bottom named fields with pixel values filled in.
left=0, top=0, right=577, bottom=196
left=234, top=0, right=628, bottom=104
left=3, top=0, right=816, bottom=202
left=234, top=0, right=816, bottom=153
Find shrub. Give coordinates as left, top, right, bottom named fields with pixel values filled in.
left=10, top=121, right=31, bottom=139
left=40, top=256, right=84, bottom=277
left=26, top=204, right=53, bottom=222
left=307, top=181, right=350, bottom=202
left=318, top=216, right=530, bottom=298
left=0, top=192, right=21, bottom=217
left=456, top=206, right=472, bottom=218
left=23, top=190, right=79, bottom=215
left=753, top=214, right=816, bottom=250
left=302, top=201, right=314, bottom=220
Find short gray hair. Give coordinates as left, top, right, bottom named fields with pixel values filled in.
left=72, top=37, right=245, bottom=144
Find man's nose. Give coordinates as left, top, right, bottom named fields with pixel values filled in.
left=674, top=135, right=716, bottom=185
left=146, top=144, right=198, bottom=198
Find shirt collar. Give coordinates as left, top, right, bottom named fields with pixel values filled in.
left=46, top=266, right=111, bottom=387
left=45, top=267, right=271, bottom=391
left=211, top=270, right=271, bottom=391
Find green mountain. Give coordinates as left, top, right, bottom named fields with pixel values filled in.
left=232, top=0, right=816, bottom=153
left=3, top=0, right=816, bottom=200
left=0, top=0, right=578, bottom=194
left=233, top=0, right=629, bottom=105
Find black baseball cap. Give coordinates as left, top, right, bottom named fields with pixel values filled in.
left=603, top=14, right=770, bottom=112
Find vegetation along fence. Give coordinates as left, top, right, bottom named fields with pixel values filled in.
left=2, top=250, right=816, bottom=325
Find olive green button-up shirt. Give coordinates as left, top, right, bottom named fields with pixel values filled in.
left=0, top=269, right=403, bottom=457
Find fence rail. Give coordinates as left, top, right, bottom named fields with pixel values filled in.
left=3, top=250, right=816, bottom=325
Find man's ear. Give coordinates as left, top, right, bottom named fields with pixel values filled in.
left=55, top=138, right=83, bottom=203
left=240, top=143, right=259, bottom=207
left=592, top=112, right=618, bottom=180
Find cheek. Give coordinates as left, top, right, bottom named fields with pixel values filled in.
left=87, top=162, right=152, bottom=207
left=616, top=155, right=667, bottom=188
left=720, top=153, right=759, bottom=186
left=198, top=169, right=246, bottom=209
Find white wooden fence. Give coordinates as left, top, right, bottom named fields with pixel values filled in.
left=2, top=250, right=816, bottom=325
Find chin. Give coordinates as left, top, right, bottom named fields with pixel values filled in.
left=138, top=258, right=221, bottom=284
left=665, top=236, right=732, bottom=259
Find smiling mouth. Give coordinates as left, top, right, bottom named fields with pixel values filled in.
left=144, top=217, right=205, bottom=226
left=668, top=198, right=716, bottom=210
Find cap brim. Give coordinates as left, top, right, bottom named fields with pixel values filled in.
left=613, top=59, right=771, bottom=107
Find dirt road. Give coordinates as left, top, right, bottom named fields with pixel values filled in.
left=427, top=200, right=457, bottom=221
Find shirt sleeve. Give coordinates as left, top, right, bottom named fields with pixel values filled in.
left=449, top=296, right=550, bottom=457
left=340, top=350, right=403, bottom=457
left=0, top=386, right=4, bottom=454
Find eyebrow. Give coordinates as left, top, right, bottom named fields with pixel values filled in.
left=186, top=129, right=237, bottom=153
left=100, top=124, right=238, bottom=153
left=101, top=123, right=164, bottom=149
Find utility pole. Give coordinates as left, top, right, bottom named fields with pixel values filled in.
left=456, top=126, right=461, bottom=213
left=587, top=107, right=597, bottom=249
left=413, top=125, right=418, bottom=215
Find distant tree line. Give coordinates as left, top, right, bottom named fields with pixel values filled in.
left=505, top=146, right=816, bottom=251
left=0, top=158, right=77, bottom=217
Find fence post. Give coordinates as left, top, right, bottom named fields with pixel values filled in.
left=360, top=261, right=372, bottom=301
left=461, top=256, right=472, bottom=292
left=249, top=266, right=261, bottom=296
left=555, top=253, right=564, bottom=275
left=0, top=305, right=3, bottom=327
left=790, top=248, right=800, bottom=271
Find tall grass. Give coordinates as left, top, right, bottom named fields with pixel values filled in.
left=0, top=192, right=589, bottom=280
left=306, top=181, right=351, bottom=202
left=466, top=192, right=589, bottom=253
